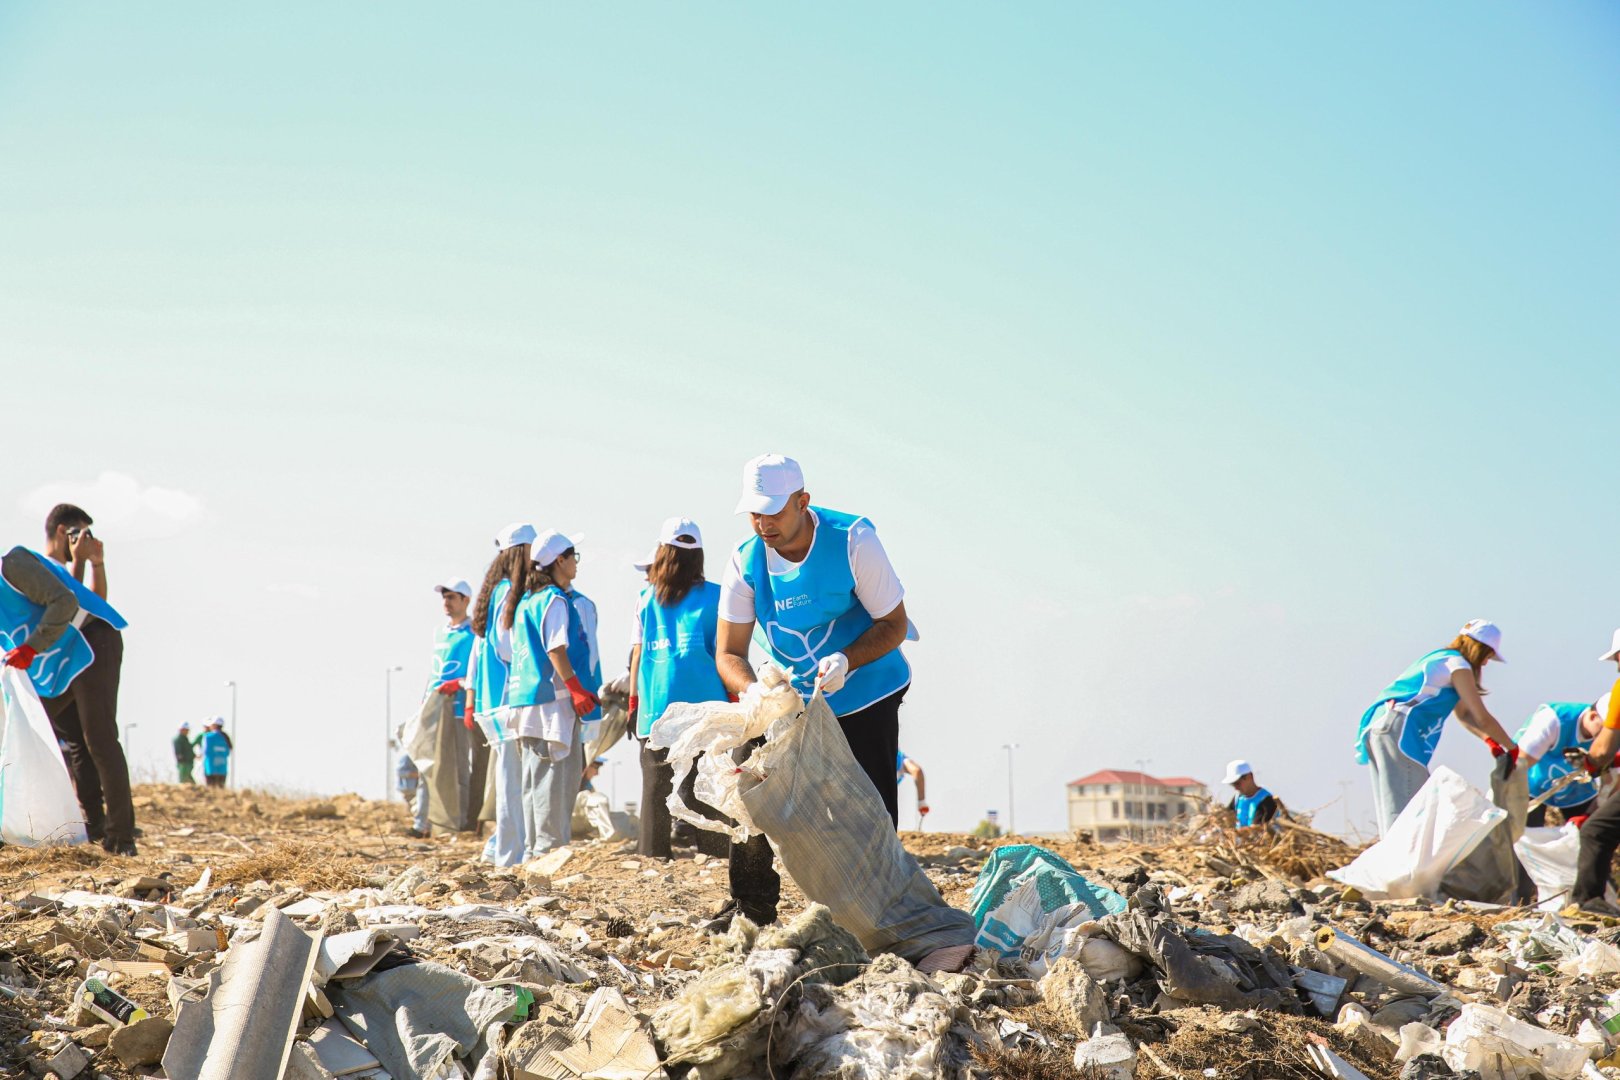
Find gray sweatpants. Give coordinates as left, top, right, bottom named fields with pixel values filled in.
left=1364, top=704, right=1431, bottom=837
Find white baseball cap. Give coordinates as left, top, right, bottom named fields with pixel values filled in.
left=735, top=454, right=804, bottom=516
left=658, top=516, right=703, bottom=549
left=494, top=522, right=538, bottom=551
left=1599, top=629, right=1620, bottom=663
left=532, top=529, right=583, bottom=568
left=435, top=578, right=473, bottom=599
left=1222, top=759, right=1253, bottom=785
left=1460, top=618, right=1506, bottom=662
left=632, top=552, right=655, bottom=573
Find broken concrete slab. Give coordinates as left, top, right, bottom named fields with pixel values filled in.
left=109, top=1015, right=173, bottom=1067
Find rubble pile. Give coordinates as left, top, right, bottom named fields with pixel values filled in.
left=4, top=785, right=1620, bottom=1079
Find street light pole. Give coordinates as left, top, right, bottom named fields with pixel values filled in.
left=1002, top=744, right=1019, bottom=836
left=384, top=665, right=403, bottom=800
left=225, top=680, right=238, bottom=788
left=1133, top=758, right=1153, bottom=843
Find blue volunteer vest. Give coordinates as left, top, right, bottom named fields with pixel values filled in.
left=741, top=507, right=911, bottom=717
left=1235, top=787, right=1272, bottom=827
left=0, top=548, right=128, bottom=698
left=1522, top=702, right=1598, bottom=809
left=635, top=581, right=727, bottom=737
left=429, top=621, right=474, bottom=719
left=201, top=731, right=230, bottom=776
left=473, top=580, right=512, bottom=722
left=565, top=590, right=602, bottom=721
left=507, top=586, right=563, bottom=708
left=1355, top=648, right=1464, bottom=767
left=896, top=750, right=908, bottom=784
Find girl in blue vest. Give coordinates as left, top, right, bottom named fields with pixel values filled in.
left=560, top=551, right=601, bottom=844
left=503, top=529, right=600, bottom=861
left=1356, top=619, right=1518, bottom=837
left=628, top=516, right=731, bottom=859
left=1515, top=700, right=1603, bottom=827
left=469, top=523, right=536, bottom=867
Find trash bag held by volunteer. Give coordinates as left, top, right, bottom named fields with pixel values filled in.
left=1355, top=619, right=1517, bottom=838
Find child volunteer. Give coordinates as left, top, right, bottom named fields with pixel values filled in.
left=1355, top=619, right=1518, bottom=837
left=1514, top=700, right=1603, bottom=827
left=468, top=523, right=535, bottom=867
left=714, top=454, right=916, bottom=930
left=504, top=530, right=600, bottom=860
left=628, top=516, right=730, bottom=859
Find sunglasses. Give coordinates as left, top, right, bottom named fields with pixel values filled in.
left=561, top=549, right=579, bottom=562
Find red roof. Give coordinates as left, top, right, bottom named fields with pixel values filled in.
left=1067, top=769, right=1206, bottom=790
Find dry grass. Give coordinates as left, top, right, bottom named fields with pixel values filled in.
left=1146, top=1011, right=1395, bottom=1080
left=213, top=840, right=370, bottom=890
left=1209, top=819, right=1361, bottom=882
left=970, top=1041, right=1081, bottom=1080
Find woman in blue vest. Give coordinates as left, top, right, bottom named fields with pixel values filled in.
left=468, top=523, right=536, bottom=867
left=200, top=719, right=232, bottom=789
left=1515, top=700, right=1603, bottom=827
left=503, top=529, right=600, bottom=861
left=559, top=543, right=601, bottom=843
left=628, top=516, right=730, bottom=859
left=1357, top=619, right=1518, bottom=837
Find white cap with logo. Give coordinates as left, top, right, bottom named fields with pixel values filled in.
left=1222, top=759, right=1253, bottom=785
left=494, top=522, right=538, bottom=551
left=1460, top=618, right=1506, bottom=662
left=532, top=529, right=583, bottom=568
left=735, top=453, right=804, bottom=516
left=435, top=578, right=473, bottom=599
left=635, top=516, right=703, bottom=571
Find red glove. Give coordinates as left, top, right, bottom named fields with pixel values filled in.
left=565, top=676, right=599, bottom=718
left=1569, top=815, right=1591, bottom=830
left=437, top=679, right=463, bottom=696
left=1485, top=738, right=1520, bottom=764
left=627, top=695, right=639, bottom=722
left=2, top=645, right=36, bottom=670
left=464, top=714, right=476, bottom=730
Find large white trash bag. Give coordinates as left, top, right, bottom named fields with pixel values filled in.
left=1328, top=766, right=1504, bottom=900
left=0, top=668, right=88, bottom=846
left=1514, top=824, right=1583, bottom=912
left=650, top=665, right=975, bottom=962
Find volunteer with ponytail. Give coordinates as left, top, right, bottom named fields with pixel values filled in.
left=1514, top=700, right=1603, bottom=828
left=1356, top=619, right=1517, bottom=838
left=628, top=516, right=730, bottom=859
left=559, top=542, right=602, bottom=840
left=504, top=530, right=600, bottom=860
left=1565, top=632, right=1620, bottom=917
left=468, top=523, right=536, bottom=867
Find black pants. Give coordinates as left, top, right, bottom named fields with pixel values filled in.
left=729, top=685, right=906, bottom=921
left=638, top=738, right=729, bottom=858
left=45, top=620, right=134, bottom=847
left=1574, top=793, right=1620, bottom=903
left=1527, top=796, right=1597, bottom=830
left=464, top=718, right=490, bottom=831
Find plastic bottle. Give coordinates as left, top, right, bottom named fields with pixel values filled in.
left=77, top=978, right=148, bottom=1027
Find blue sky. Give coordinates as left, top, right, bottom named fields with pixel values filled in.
left=3, top=3, right=1618, bottom=835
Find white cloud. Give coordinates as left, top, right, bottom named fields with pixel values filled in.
left=19, top=472, right=207, bottom=541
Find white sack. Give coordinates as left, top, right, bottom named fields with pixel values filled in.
left=1514, top=824, right=1581, bottom=912
left=1328, top=766, right=1504, bottom=900
left=0, top=668, right=88, bottom=846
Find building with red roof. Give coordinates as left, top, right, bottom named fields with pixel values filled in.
left=1066, top=769, right=1209, bottom=841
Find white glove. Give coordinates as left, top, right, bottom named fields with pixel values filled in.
left=816, top=652, right=850, bottom=695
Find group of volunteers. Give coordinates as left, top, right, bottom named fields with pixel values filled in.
left=172, top=719, right=232, bottom=788
left=401, top=453, right=922, bottom=933
left=1357, top=620, right=1620, bottom=916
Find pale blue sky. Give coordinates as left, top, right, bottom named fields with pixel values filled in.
left=3, top=4, right=1618, bottom=836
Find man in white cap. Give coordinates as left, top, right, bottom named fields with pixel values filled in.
left=1566, top=635, right=1620, bottom=916
left=403, top=577, right=477, bottom=838
left=1222, top=759, right=1279, bottom=828
left=712, top=453, right=914, bottom=926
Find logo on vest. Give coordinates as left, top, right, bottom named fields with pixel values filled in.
left=765, top=619, right=836, bottom=663
left=774, top=594, right=812, bottom=613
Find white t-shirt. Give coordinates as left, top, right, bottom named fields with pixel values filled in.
left=504, top=595, right=574, bottom=753
left=1516, top=705, right=1566, bottom=763
left=719, top=511, right=904, bottom=626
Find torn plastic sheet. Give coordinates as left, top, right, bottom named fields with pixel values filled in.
left=446, top=935, right=588, bottom=984
left=967, top=845, right=1127, bottom=963
left=780, top=953, right=959, bottom=1080
left=1099, top=894, right=1300, bottom=1013
left=315, top=929, right=399, bottom=985
left=331, top=960, right=522, bottom=1080
left=162, top=906, right=321, bottom=1080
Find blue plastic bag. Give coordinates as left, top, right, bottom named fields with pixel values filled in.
left=967, top=844, right=1127, bottom=957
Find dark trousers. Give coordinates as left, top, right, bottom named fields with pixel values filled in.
left=729, top=685, right=906, bottom=920
left=464, top=719, right=490, bottom=831
left=638, top=737, right=729, bottom=858
left=1574, top=793, right=1620, bottom=903
left=1527, top=796, right=1597, bottom=830
left=44, top=620, right=133, bottom=847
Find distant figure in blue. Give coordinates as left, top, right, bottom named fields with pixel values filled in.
left=896, top=750, right=929, bottom=822
left=1222, top=759, right=1279, bottom=828
left=200, top=718, right=232, bottom=790
left=1355, top=620, right=1518, bottom=837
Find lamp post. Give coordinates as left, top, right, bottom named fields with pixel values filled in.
left=384, top=665, right=403, bottom=800
left=1002, top=743, right=1019, bottom=836
left=225, top=680, right=238, bottom=788
left=1133, top=757, right=1153, bottom=842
